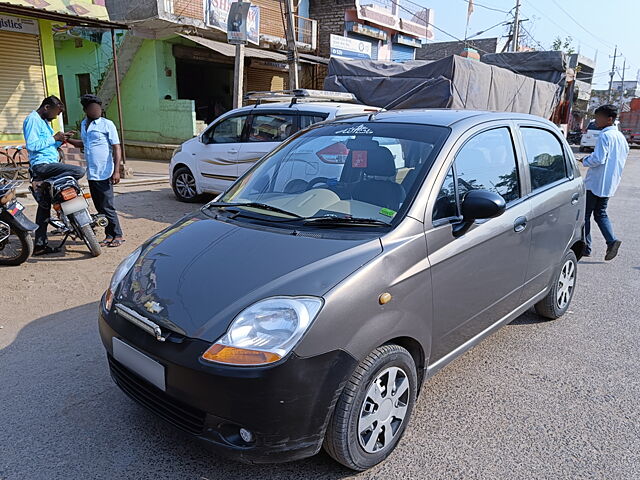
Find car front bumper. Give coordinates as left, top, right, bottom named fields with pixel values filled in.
left=98, top=308, right=358, bottom=464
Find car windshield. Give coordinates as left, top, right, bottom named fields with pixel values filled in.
left=217, top=122, right=449, bottom=226
left=587, top=121, right=600, bottom=131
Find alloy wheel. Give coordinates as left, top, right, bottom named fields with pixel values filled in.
left=556, top=259, right=576, bottom=309
left=175, top=172, right=197, bottom=199
left=358, top=366, right=410, bottom=454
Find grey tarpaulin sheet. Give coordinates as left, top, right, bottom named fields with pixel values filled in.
left=482, top=51, right=567, bottom=85
left=324, top=55, right=561, bottom=118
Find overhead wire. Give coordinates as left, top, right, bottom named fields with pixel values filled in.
left=547, top=0, right=614, bottom=49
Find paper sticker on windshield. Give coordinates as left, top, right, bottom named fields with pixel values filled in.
left=352, top=150, right=368, bottom=168
left=336, top=124, right=373, bottom=135
left=379, top=208, right=396, bottom=218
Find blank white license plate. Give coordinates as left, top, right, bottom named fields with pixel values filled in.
left=112, top=337, right=166, bottom=391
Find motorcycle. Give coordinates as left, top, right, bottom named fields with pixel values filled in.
left=0, top=179, right=38, bottom=266
left=31, top=175, right=108, bottom=257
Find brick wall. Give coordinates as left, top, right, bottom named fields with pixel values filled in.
left=172, top=0, right=204, bottom=20
left=310, top=0, right=353, bottom=57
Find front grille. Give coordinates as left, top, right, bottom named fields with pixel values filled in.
left=108, top=355, right=206, bottom=435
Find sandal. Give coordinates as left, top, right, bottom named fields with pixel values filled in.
left=33, top=245, right=61, bottom=256
left=99, top=237, right=114, bottom=247
left=108, top=238, right=126, bottom=248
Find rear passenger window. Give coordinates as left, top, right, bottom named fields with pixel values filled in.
left=455, top=127, right=520, bottom=203
left=300, top=114, right=329, bottom=130
left=520, top=128, right=567, bottom=190
left=249, top=114, right=297, bottom=142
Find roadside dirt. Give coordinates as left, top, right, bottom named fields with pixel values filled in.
left=0, top=183, right=203, bottom=347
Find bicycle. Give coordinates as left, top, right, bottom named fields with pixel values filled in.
left=0, top=145, right=29, bottom=181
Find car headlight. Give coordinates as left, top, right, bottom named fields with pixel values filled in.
left=172, top=145, right=182, bottom=157
left=104, top=247, right=142, bottom=311
left=202, top=296, right=323, bottom=366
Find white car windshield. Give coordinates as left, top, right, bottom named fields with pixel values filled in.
left=218, top=122, right=449, bottom=225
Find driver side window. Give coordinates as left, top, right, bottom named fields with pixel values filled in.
left=433, top=127, right=520, bottom=223
left=203, top=116, right=247, bottom=144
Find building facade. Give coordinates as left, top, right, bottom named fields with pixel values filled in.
left=0, top=1, right=123, bottom=146
left=99, top=0, right=323, bottom=148
left=310, top=0, right=432, bottom=63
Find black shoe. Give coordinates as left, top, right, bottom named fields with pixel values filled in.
left=605, top=240, right=622, bottom=261
left=33, top=245, right=61, bottom=256
left=582, top=249, right=591, bottom=258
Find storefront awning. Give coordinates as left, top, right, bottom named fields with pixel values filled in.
left=180, top=34, right=327, bottom=65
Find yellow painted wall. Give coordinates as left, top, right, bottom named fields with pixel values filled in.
left=38, top=19, right=61, bottom=132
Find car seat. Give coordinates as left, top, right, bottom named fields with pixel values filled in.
left=352, top=146, right=406, bottom=211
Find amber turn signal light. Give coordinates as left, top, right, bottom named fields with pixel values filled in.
left=61, top=188, right=77, bottom=201
left=202, top=344, right=281, bottom=366
left=83, top=193, right=92, bottom=199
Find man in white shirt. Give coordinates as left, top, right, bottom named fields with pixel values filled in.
left=67, top=95, right=124, bottom=247
left=579, top=104, right=628, bottom=261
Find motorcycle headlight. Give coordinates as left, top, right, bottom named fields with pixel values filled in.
left=104, top=247, right=142, bottom=310
left=202, top=297, right=323, bottom=366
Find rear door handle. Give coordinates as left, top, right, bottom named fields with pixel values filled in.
left=227, top=149, right=239, bottom=154
left=571, top=193, right=580, bottom=205
left=514, top=216, right=528, bottom=233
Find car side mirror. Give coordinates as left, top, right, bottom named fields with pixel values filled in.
left=452, top=190, right=506, bottom=238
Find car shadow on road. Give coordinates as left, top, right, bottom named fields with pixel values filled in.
left=113, top=186, right=207, bottom=226
left=0, top=303, right=357, bottom=480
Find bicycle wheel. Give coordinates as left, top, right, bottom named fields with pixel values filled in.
left=12, top=148, right=30, bottom=180
left=0, top=150, right=19, bottom=181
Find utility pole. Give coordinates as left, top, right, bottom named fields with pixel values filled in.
left=619, top=57, right=627, bottom=111
left=233, top=43, right=245, bottom=109
left=283, top=0, right=299, bottom=90
left=231, top=0, right=246, bottom=109
left=607, top=45, right=621, bottom=103
left=511, top=0, right=521, bottom=52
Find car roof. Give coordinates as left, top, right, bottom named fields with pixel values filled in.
left=331, top=109, right=556, bottom=128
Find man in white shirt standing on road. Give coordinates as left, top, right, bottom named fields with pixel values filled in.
left=580, top=104, right=629, bottom=261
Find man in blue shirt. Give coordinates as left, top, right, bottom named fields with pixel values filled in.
left=580, top=104, right=629, bottom=261
left=23, top=96, right=85, bottom=255
left=67, top=95, right=124, bottom=247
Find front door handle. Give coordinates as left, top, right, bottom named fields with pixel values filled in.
left=227, top=149, right=239, bottom=154
left=571, top=193, right=580, bottom=205
left=514, top=216, right=528, bottom=233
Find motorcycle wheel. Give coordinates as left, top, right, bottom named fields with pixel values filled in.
left=80, top=224, right=101, bottom=257
left=0, top=228, right=34, bottom=266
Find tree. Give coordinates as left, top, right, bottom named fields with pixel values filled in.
left=551, top=36, right=575, bottom=55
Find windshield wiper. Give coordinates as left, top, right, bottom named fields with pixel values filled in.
left=302, top=215, right=390, bottom=227
left=206, top=202, right=302, bottom=219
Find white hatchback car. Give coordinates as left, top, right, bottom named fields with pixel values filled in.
left=170, top=90, right=381, bottom=201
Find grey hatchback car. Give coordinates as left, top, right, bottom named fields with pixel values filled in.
left=99, top=110, right=585, bottom=471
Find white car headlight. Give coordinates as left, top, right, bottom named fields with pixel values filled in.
left=202, top=297, right=323, bottom=366
left=104, top=247, right=142, bottom=310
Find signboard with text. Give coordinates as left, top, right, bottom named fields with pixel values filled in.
left=207, top=0, right=260, bottom=45
left=0, top=14, right=39, bottom=35
left=330, top=34, right=372, bottom=60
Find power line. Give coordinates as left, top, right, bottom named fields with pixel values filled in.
left=547, top=0, right=615, bottom=50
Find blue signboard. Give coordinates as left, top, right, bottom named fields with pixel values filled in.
left=330, top=34, right=372, bottom=60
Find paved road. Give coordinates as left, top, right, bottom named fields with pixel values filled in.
left=1, top=153, right=639, bottom=480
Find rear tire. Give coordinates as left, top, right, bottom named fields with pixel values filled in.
left=172, top=166, right=200, bottom=203
left=80, top=224, right=101, bottom=257
left=535, top=250, right=577, bottom=320
left=323, top=344, right=417, bottom=471
left=0, top=228, right=33, bottom=265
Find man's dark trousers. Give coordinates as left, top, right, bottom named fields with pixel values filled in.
left=584, top=190, right=616, bottom=255
left=88, top=179, right=122, bottom=238
left=31, top=162, right=85, bottom=247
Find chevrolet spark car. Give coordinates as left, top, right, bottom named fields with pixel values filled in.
left=100, top=110, right=585, bottom=471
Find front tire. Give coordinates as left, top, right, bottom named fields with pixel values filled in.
left=0, top=228, right=33, bottom=265
left=535, top=250, right=577, bottom=319
left=172, top=166, right=200, bottom=203
left=80, top=224, right=101, bottom=257
left=323, top=344, right=417, bottom=471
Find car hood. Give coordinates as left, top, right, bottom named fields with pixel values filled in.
left=118, top=212, right=382, bottom=342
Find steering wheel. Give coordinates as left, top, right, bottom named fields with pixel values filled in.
left=307, top=177, right=331, bottom=189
